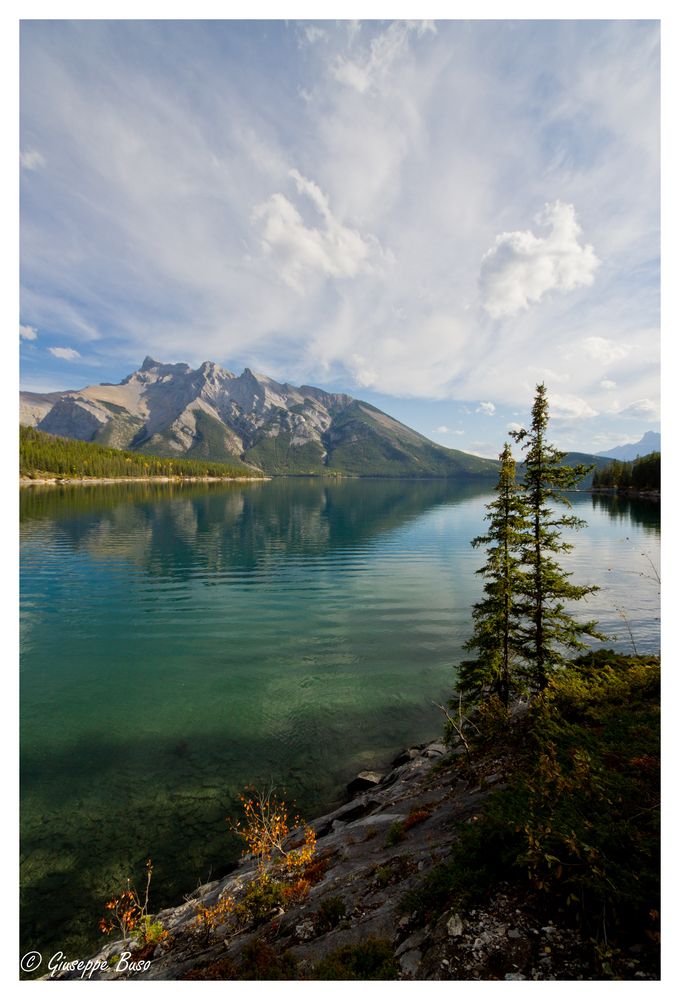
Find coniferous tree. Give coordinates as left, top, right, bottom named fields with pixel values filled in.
left=510, top=384, right=602, bottom=689
left=457, top=443, right=529, bottom=706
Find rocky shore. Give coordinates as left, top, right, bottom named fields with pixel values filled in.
left=46, top=730, right=599, bottom=982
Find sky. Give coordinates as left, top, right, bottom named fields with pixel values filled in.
left=19, top=18, right=660, bottom=457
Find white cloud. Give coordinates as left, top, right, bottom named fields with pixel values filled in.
left=253, top=169, right=382, bottom=291
left=18, top=21, right=658, bottom=429
left=619, top=398, right=659, bottom=420
left=349, top=354, right=377, bottom=388
left=507, top=422, right=523, bottom=433
left=480, top=202, right=600, bottom=318
left=436, top=425, right=450, bottom=433
left=580, top=337, right=630, bottom=365
left=20, top=149, right=46, bottom=171
left=600, top=378, right=617, bottom=390
left=20, top=323, right=38, bottom=340
left=48, top=346, right=81, bottom=361
left=550, top=393, right=598, bottom=420
left=477, top=401, right=496, bottom=416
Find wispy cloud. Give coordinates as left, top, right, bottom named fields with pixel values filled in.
left=20, top=323, right=38, bottom=340
left=579, top=336, right=630, bottom=365
left=20, top=149, right=45, bottom=171
left=331, top=20, right=436, bottom=95
left=48, top=346, right=81, bottom=361
left=19, top=21, right=658, bottom=444
left=618, top=398, right=659, bottom=420
left=476, top=401, right=496, bottom=416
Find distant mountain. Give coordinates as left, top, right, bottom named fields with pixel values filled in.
left=597, top=431, right=660, bottom=462
left=20, top=358, right=499, bottom=479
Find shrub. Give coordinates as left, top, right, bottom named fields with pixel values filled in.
left=99, top=859, right=168, bottom=948
left=386, top=821, right=405, bottom=846
left=314, top=896, right=346, bottom=931
left=229, top=786, right=316, bottom=873
left=237, top=872, right=285, bottom=924
left=403, top=806, right=432, bottom=831
left=238, top=941, right=298, bottom=980
left=311, top=938, right=398, bottom=980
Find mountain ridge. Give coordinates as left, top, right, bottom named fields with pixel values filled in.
left=20, top=359, right=499, bottom=479
left=596, top=431, right=660, bottom=462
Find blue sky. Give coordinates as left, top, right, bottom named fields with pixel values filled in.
left=19, top=19, right=660, bottom=456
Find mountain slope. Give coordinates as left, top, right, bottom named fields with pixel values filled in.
left=597, top=431, right=660, bottom=462
left=20, top=358, right=499, bottom=479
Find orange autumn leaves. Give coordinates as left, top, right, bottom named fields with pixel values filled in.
left=192, top=787, right=318, bottom=939
left=230, top=786, right=317, bottom=872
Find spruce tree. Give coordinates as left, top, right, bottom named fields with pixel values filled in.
left=510, top=383, right=602, bottom=689
left=457, top=443, right=529, bottom=706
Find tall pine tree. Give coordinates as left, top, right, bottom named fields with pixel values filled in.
left=457, top=443, right=529, bottom=706
left=510, top=383, right=602, bottom=689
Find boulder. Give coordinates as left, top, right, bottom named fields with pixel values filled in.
left=346, top=771, right=385, bottom=796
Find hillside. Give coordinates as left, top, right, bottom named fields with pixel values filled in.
left=20, top=358, right=499, bottom=479
left=20, top=425, right=262, bottom=481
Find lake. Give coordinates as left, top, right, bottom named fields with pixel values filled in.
left=20, top=479, right=660, bottom=958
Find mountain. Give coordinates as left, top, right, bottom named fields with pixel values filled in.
left=20, top=358, right=499, bottom=479
left=597, top=431, right=661, bottom=462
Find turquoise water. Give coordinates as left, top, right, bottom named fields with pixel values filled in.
left=20, top=479, right=660, bottom=958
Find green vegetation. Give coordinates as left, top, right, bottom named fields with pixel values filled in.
left=457, top=384, right=602, bottom=703
left=385, top=820, right=406, bottom=846
left=313, top=895, right=346, bottom=931
left=412, top=651, right=660, bottom=978
left=246, top=430, right=327, bottom=475
left=325, top=400, right=499, bottom=479
left=592, top=452, right=660, bottom=493
left=20, top=425, right=261, bottom=480
left=510, top=383, right=602, bottom=689
left=311, top=938, right=399, bottom=980
left=458, top=443, right=529, bottom=706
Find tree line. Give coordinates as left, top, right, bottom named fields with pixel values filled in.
left=456, top=383, right=602, bottom=706
left=592, top=451, right=660, bottom=492
left=20, top=425, right=262, bottom=480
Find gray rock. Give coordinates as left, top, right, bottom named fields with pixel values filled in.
left=395, top=930, right=426, bottom=957
left=346, top=771, right=385, bottom=796
left=399, top=949, right=422, bottom=977
left=294, top=919, right=316, bottom=942
left=446, top=913, right=464, bottom=937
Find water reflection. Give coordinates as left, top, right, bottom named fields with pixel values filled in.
left=20, top=479, right=659, bottom=961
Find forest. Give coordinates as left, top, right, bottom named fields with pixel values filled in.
left=591, top=451, right=660, bottom=492
left=20, top=425, right=262, bottom=480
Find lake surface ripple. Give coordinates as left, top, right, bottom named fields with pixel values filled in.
left=20, top=479, right=660, bottom=956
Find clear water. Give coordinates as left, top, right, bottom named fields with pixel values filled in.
left=20, top=479, right=660, bottom=958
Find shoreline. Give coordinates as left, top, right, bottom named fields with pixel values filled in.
left=20, top=475, right=268, bottom=486
left=589, top=487, right=660, bottom=501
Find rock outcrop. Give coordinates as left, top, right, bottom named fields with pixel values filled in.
left=20, top=358, right=499, bottom=478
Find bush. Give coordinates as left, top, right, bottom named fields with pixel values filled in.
left=314, top=896, right=346, bottom=931
left=386, top=821, right=405, bottom=846
left=311, top=939, right=398, bottom=980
